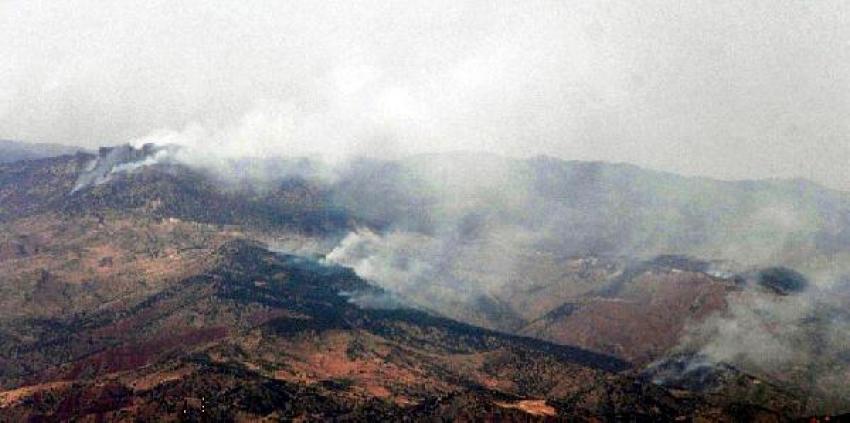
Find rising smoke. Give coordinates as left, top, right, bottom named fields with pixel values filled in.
left=6, top=1, right=850, bottom=411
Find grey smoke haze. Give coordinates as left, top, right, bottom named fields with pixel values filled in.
left=663, top=278, right=850, bottom=412
left=7, top=2, right=850, bottom=408
left=3, top=1, right=850, bottom=189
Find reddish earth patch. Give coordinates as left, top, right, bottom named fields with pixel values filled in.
left=272, top=330, right=449, bottom=403
left=526, top=270, right=732, bottom=364
left=494, top=399, right=556, bottom=417
left=0, top=382, right=72, bottom=408
left=127, top=365, right=196, bottom=392
left=54, top=327, right=227, bottom=382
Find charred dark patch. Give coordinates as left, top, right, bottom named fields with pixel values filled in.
left=756, top=267, right=808, bottom=295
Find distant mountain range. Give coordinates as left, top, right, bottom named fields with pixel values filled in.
left=0, top=139, right=86, bottom=163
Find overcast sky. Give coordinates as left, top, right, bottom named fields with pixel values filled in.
left=2, top=1, right=850, bottom=189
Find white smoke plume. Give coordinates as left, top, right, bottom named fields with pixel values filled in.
left=653, top=271, right=850, bottom=413
left=71, top=144, right=177, bottom=192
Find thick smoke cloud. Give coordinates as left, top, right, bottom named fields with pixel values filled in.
left=4, top=1, right=850, bottom=189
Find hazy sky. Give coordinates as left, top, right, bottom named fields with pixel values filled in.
left=3, top=1, right=850, bottom=189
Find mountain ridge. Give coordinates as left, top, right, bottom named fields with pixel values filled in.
left=0, top=144, right=848, bottom=418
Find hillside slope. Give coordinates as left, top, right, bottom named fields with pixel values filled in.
left=0, top=147, right=844, bottom=418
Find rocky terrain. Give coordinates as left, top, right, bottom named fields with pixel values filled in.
left=0, top=143, right=847, bottom=420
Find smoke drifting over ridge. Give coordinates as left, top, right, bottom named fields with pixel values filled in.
left=62, top=133, right=850, bottom=411
left=656, top=276, right=850, bottom=412
left=5, top=1, right=850, bottom=189
left=6, top=1, right=850, bottom=410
